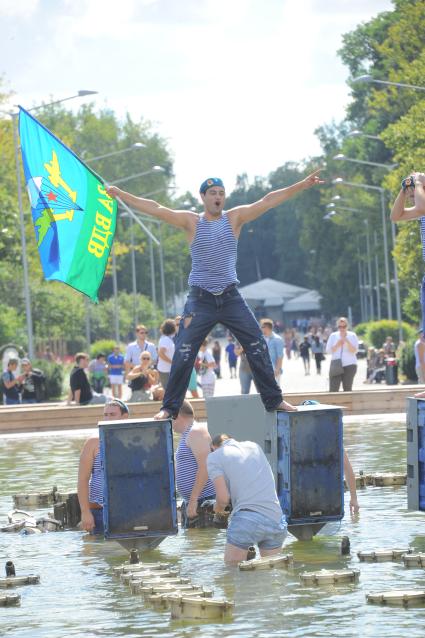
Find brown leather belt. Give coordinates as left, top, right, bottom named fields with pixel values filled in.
left=89, top=502, right=103, bottom=510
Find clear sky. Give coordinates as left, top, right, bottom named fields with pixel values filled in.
left=1, top=0, right=393, bottom=195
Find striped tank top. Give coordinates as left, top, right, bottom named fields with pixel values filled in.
left=175, top=424, right=215, bottom=501
left=188, top=212, right=239, bottom=293
left=88, top=449, right=103, bottom=506
left=420, top=218, right=425, bottom=261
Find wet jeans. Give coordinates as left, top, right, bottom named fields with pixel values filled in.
left=162, top=286, right=283, bottom=417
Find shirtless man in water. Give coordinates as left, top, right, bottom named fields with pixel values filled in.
left=107, top=169, right=323, bottom=419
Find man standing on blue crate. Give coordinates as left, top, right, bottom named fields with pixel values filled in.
left=107, top=169, right=323, bottom=419
left=207, top=433, right=287, bottom=563
left=78, top=399, right=130, bottom=534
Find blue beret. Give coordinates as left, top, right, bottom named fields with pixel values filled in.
left=199, top=177, right=225, bottom=194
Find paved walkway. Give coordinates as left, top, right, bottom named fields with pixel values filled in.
left=115, top=350, right=391, bottom=403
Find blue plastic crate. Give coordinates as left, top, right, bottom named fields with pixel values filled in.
left=277, top=407, right=344, bottom=526
left=99, top=418, right=178, bottom=541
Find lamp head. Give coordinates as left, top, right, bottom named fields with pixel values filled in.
left=352, top=75, right=372, bottom=84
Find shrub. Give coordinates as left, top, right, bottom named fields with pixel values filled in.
left=90, top=339, right=120, bottom=359
left=32, top=358, right=64, bottom=400
left=399, top=337, right=418, bottom=382
left=365, top=320, right=416, bottom=349
left=353, top=322, right=369, bottom=339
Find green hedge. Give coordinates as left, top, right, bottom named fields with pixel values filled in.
left=399, top=337, right=418, bottom=382
left=90, top=339, right=120, bottom=359
left=354, top=320, right=416, bottom=349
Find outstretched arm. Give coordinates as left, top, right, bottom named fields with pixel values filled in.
left=391, top=174, right=425, bottom=222
left=229, top=169, right=324, bottom=228
left=106, top=186, right=197, bottom=230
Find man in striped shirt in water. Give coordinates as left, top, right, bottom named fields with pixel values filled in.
left=107, top=169, right=323, bottom=419
left=173, top=400, right=215, bottom=526
left=77, top=399, right=129, bottom=534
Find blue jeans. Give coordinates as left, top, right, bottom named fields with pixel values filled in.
left=5, top=397, right=20, bottom=405
left=162, top=286, right=282, bottom=417
left=227, top=510, right=287, bottom=550
left=240, top=369, right=254, bottom=394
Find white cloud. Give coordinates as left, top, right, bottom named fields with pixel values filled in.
left=0, top=0, right=38, bottom=18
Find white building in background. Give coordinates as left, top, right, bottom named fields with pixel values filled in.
left=238, top=278, right=322, bottom=324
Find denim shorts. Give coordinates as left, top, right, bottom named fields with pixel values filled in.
left=227, top=510, right=287, bottom=550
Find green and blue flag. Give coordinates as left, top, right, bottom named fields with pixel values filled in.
left=18, top=106, right=117, bottom=301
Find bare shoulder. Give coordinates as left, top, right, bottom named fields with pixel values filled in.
left=187, top=422, right=212, bottom=442
left=81, top=435, right=100, bottom=454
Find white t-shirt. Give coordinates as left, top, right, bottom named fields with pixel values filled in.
left=198, top=350, right=216, bottom=385
left=326, top=330, right=358, bottom=367
left=157, top=335, right=175, bottom=373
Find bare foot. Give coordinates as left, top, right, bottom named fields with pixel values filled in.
left=154, top=409, right=172, bottom=420
left=277, top=400, right=297, bottom=412
left=414, top=391, right=425, bottom=398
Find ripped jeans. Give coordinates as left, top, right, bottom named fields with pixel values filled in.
left=162, top=285, right=283, bottom=417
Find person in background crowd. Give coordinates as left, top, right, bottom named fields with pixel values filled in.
left=212, top=340, right=222, bottom=378
left=310, top=335, right=325, bottom=375
left=173, top=400, right=215, bottom=527
left=299, top=336, right=311, bottom=375
left=89, top=353, right=108, bottom=394
left=2, top=358, right=23, bottom=405
left=207, top=434, right=287, bottom=563
left=125, top=324, right=158, bottom=376
left=42, top=345, right=55, bottom=362
left=261, top=319, right=284, bottom=385
left=107, top=345, right=125, bottom=399
left=77, top=399, right=129, bottom=534
left=225, top=336, right=237, bottom=379
left=69, top=353, right=107, bottom=405
left=20, top=358, right=45, bottom=403
left=284, top=331, right=292, bottom=360
left=326, top=317, right=359, bottom=392
left=414, top=330, right=425, bottom=384
left=290, top=330, right=299, bottom=359
left=187, top=366, right=200, bottom=399
left=197, top=339, right=217, bottom=398
left=127, top=351, right=159, bottom=402
left=235, top=343, right=254, bottom=395
left=157, top=319, right=176, bottom=391
left=365, top=348, right=386, bottom=384
left=383, top=336, right=396, bottom=358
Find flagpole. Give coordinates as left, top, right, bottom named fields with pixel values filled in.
left=12, top=113, right=35, bottom=359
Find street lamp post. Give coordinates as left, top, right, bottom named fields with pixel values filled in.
left=84, top=143, right=145, bottom=163
left=374, top=231, right=382, bottom=320
left=333, top=153, right=397, bottom=170
left=327, top=205, right=375, bottom=320
left=332, top=178, right=393, bottom=319
left=4, top=90, right=98, bottom=358
left=352, top=75, right=425, bottom=92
